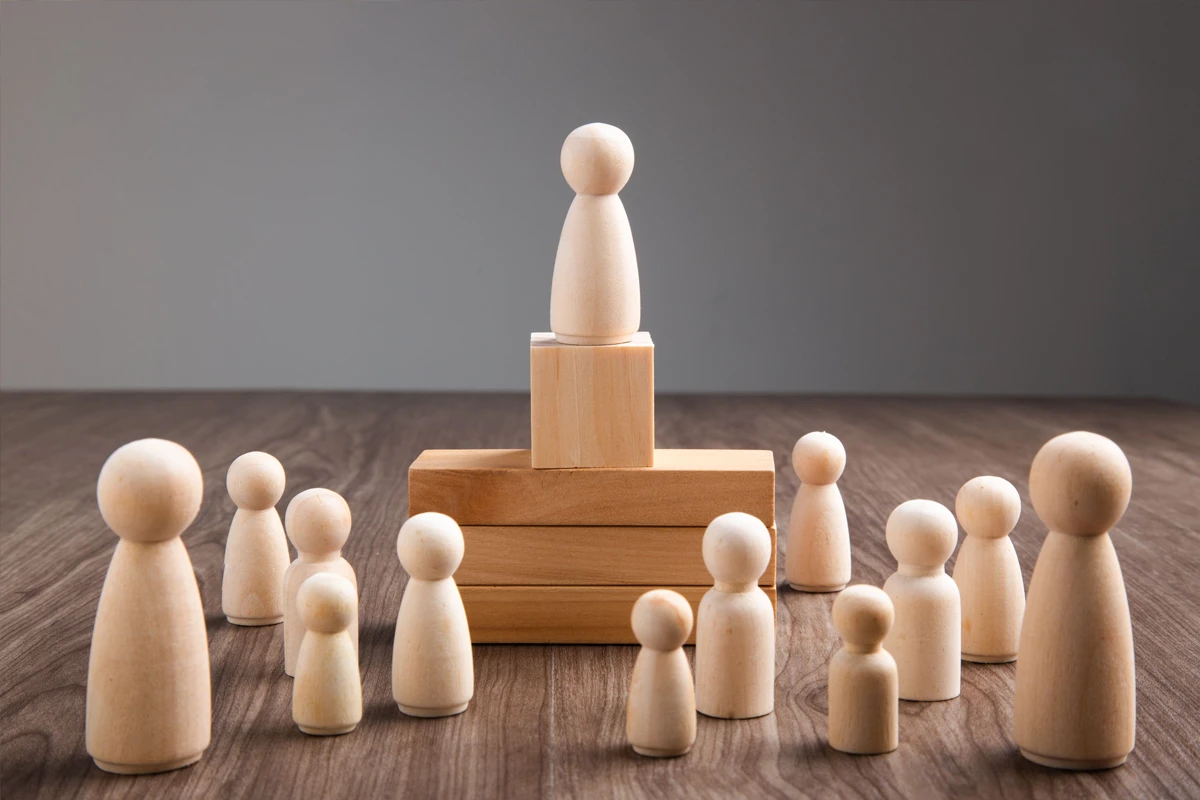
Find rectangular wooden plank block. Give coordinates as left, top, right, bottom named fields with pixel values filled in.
left=461, top=584, right=779, bottom=644
left=530, top=331, right=655, bottom=469
left=409, top=448, right=775, bottom=527
left=457, top=525, right=776, bottom=586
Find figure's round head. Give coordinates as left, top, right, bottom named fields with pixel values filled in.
left=832, top=585, right=894, bottom=648
left=226, top=451, right=285, bottom=511
left=397, top=512, right=464, bottom=581
left=955, top=476, right=1021, bottom=540
left=285, top=488, right=352, bottom=554
left=792, top=431, right=846, bottom=484
left=631, top=589, right=694, bottom=651
left=885, top=499, right=957, bottom=568
left=296, top=573, right=356, bottom=634
left=560, top=122, right=634, bottom=195
left=1029, top=431, right=1131, bottom=536
left=702, top=512, right=772, bottom=585
left=97, top=438, right=204, bottom=543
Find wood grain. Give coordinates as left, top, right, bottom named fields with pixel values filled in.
left=2, top=392, right=1199, bottom=799
left=460, top=585, right=777, bottom=645
left=409, top=448, right=775, bottom=526
left=457, top=525, right=776, bottom=587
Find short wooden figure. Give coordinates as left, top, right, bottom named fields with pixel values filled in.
left=1015, top=431, right=1135, bottom=770
left=392, top=512, right=474, bottom=717
left=786, top=431, right=851, bottom=592
left=952, top=476, right=1024, bottom=663
left=292, top=573, right=362, bottom=736
left=695, top=512, right=775, bottom=719
left=882, top=499, right=961, bottom=701
left=283, top=488, right=357, bottom=677
left=222, top=451, right=290, bottom=626
left=626, top=589, right=696, bottom=757
left=86, top=438, right=210, bottom=774
left=828, top=585, right=898, bottom=755
left=550, top=122, right=640, bottom=345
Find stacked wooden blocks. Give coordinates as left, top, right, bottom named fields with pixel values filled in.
left=406, top=122, right=777, bottom=643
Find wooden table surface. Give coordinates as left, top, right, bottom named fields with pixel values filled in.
left=2, top=392, right=1198, bottom=799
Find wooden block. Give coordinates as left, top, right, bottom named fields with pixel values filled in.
left=457, top=525, right=776, bottom=586
left=409, top=449, right=775, bottom=527
left=461, top=585, right=778, bottom=644
left=530, top=332, right=654, bottom=469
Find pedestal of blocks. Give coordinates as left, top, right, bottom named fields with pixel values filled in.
left=408, top=336, right=778, bottom=642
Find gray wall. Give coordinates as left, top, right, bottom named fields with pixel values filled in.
left=2, top=2, right=1197, bottom=400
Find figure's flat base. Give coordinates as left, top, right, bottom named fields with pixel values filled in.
left=553, top=332, right=635, bottom=345
left=697, top=706, right=774, bottom=721
left=93, top=752, right=203, bottom=775
left=227, top=614, right=283, bottom=626
left=963, top=652, right=1017, bottom=664
left=899, top=691, right=960, bottom=702
left=397, top=701, right=469, bottom=718
left=830, top=742, right=899, bottom=756
left=298, top=723, right=358, bottom=736
left=788, top=582, right=847, bottom=593
left=633, top=744, right=693, bottom=758
left=1020, top=747, right=1128, bottom=771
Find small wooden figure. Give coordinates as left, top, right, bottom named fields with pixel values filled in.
left=222, top=451, right=290, bottom=626
left=626, top=589, right=696, bottom=757
left=882, top=499, right=961, bottom=701
left=952, top=476, right=1024, bottom=663
left=86, top=438, right=210, bottom=774
left=283, top=488, right=357, bottom=677
left=550, top=122, right=640, bottom=346
left=292, top=573, right=362, bottom=736
left=392, top=512, right=474, bottom=717
left=786, top=431, right=851, bottom=592
left=695, top=512, right=775, bottom=719
left=828, top=585, right=898, bottom=755
left=1015, top=431, right=1135, bottom=770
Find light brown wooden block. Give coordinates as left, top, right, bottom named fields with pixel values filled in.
left=460, top=585, right=778, bottom=645
left=530, top=332, right=654, bottom=469
left=457, top=525, right=775, bottom=586
left=409, top=449, right=775, bottom=527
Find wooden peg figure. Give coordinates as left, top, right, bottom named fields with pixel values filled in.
left=695, top=512, right=775, bottom=719
left=550, top=122, right=640, bottom=345
left=283, top=488, right=357, bottom=677
left=86, top=439, right=210, bottom=774
left=786, top=431, right=851, bottom=592
left=292, top=573, right=362, bottom=736
left=828, top=585, right=898, bottom=755
left=952, top=476, right=1024, bottom=663
left=882, top=499, right=961, bottom=701
left=627, top=589, right=696, bottom=757
left=392, top=512, right=474, bottom=717
left=1015, top=431, right=1135, bottom=770
left=222, top=451, right=290, bottom=626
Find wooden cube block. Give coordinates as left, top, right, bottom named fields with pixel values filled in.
left=530, top=332, right=654, bottom=469
left=456, top=525, right=776, bottom=586
left=460, top=585, right=778, bottom=644
left=409, top=448, right=775, bottom=527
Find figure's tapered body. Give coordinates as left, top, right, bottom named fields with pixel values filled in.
left=223, top=452, right=290, bottom=626
left=627, top=590, right=696, bottom=757
left=393, top=513, right=474, bottom=717
left=86, top=439, right=210, bottom=775
left=550, top=123, right=640, bottom=345
left=1015, top=432, right=1136, bottom=770
left=786, top=433, right=851, bottom=592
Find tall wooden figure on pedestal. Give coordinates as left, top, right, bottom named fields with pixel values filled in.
left=1015, top=431, right=1136, bottom=770
left=86, top=439, right=210, bottom=774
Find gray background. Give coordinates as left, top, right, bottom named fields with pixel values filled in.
left=2, top=2, right=1197, bottom=400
